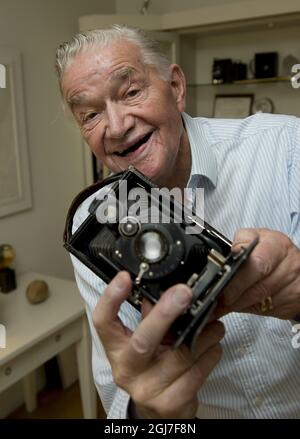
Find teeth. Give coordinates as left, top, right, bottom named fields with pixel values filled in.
left=115, top=132, right=152, bottom=157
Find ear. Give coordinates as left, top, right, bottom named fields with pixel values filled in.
left=168, top=64, right=186, bottom=112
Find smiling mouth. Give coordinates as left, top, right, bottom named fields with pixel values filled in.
left=114, top=132, right=153, bottom=157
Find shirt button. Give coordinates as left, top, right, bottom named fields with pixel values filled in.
left=254, top=396, right=264, bottom=408
left=237, top=347, right=247, bottom=357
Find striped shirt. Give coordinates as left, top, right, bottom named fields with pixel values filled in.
left=70, top=112, right=300, bottom=419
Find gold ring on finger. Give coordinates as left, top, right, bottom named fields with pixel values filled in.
left=260, top=296, right=273, bottom=313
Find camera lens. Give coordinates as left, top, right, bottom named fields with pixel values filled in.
left=136, top=230, right=167, bottom=263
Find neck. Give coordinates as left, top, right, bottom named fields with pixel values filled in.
left=158, top=129, right=191, bottom=193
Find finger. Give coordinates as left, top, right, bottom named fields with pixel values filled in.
left=232, top=228, right=259, bottom=248
left=123, top=284, right=193, bottom=368
left=190, top=321, right=225, bottom=358
left=130, top=338, right=223, bottom=416
left=223, top=244, right=300, bottom=312
left=222, top=229, right=288, bottom=306
left=244, top=277, right=300, bottom=319
left=141, top=297, right=153, bottom=319
left=154, top=343, right=223, bottom=417
left=143, top=320, right=225, bottom=388
left=92, top=271, right=133, bottom=343
left=177, top=343, right=223, bottom=394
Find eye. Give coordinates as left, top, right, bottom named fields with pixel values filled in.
left=82, top=112, right=98, bottom=125
left=85, top=112, right=98, bottom=121
left=126, top=88, right=141, bottom=99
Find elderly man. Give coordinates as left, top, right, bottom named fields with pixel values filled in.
left=56, top=25, right=300, bottom=419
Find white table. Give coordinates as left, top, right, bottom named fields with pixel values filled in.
left=0, top=272, right=97, bottom=418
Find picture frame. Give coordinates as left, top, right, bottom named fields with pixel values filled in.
left=213, top=94, right=254, bottom=118
left=0, top=48, right=32, bottom=218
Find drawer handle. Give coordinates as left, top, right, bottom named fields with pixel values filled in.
left=55, top=334, right=61, bottom=342
left=4, top=366, right=12, bottom=376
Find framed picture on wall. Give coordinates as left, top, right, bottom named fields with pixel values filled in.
left=0, top=48, right=32, bottom=218
left=213, top=94, right=254, bottom=118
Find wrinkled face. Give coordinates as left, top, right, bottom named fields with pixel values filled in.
left=62, top=40, right=190, bottom=187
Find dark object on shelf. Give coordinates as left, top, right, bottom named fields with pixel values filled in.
left=231, top=62, right=247, bottom=81
left=212, top=58, right=233, bottom=83
left=212, top=59, right=247, bottom=83
left=0, top=244, right=16, bottom=293
left=64, top=166, right=258, bottom=350
left=0, top=244, right=15, bottom=269
left=253, top=52, right=278, bottom=79
left=0, top=267, right=16, bottom=293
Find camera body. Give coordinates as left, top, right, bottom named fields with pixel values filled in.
left=64, top=167, right=257, bottom=349
left=212, top=59, right=247, bottom=84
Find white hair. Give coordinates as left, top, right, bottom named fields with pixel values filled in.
left=55, top=25, right=171, bottom=92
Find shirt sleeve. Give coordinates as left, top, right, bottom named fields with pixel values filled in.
left=289, top=118, right=300, bottom=248
left=69, top=195, right=141, bottom=419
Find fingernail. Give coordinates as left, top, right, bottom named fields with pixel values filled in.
left=233, top=230, right=258, bottom=248
left=172, top=286, right=192, bottom=308
left=113, top=272, right=126, bottom=291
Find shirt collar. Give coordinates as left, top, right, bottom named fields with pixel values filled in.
left=182, top=112, right=217, bottom=188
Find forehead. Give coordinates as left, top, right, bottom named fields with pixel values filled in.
left=62, top=40, right=146, bottom=102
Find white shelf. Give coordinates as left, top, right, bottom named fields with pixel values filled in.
left=187, top=76, right=292, bottom=87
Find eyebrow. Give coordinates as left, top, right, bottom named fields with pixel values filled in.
left=111, top=66, right=135, bottom=82
left=67, top=94, right=87, bottom=108
left=67, top=67, right=139, bottom=109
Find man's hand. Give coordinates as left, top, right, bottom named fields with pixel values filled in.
left=92, top=271, right=224, bottom=419
left=216, top=228, right=300, bottom=320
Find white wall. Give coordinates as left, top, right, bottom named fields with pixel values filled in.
left=0, top=0, right=115, bottom=281
left=0, top=0, right=115, bottom=418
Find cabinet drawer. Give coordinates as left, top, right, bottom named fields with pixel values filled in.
left=0, top=318, right=83, bottom=392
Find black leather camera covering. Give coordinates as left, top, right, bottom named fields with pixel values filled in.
left=64, top=167, right=257, bottom=349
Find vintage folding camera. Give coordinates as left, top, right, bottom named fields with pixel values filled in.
left=64, top=166, right=257, bottom=349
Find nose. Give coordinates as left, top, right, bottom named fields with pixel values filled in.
left=105, top=101, right=135, bottom=140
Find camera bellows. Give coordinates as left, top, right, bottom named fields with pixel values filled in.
left=189, top=243, right=208, bottom=266
left=89, top=228, right=116, bottom=259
